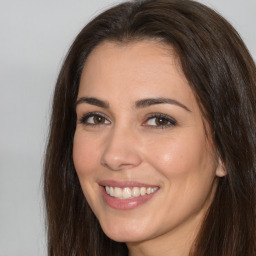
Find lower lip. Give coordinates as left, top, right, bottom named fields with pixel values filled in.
left=100, top=186, right=158, bottom=210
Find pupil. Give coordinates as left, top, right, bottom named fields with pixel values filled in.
left=94, top=116, right=103, bottom=124
left=156, top=117, right=166, bottom=125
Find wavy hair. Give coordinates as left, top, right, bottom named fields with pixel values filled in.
left=44, top=0, right=256, bottom=255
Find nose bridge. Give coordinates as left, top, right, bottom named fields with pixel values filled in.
left=100, top=123, right=142, bottom=171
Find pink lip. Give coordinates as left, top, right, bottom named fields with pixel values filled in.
left=99, top=180, right=159, bottom=210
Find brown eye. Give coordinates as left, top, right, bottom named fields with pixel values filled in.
left=93, top=115, right=105, bottom=124
left=143, top=114, right=176, bottom=128
left=155, top=117, right=169, bottom=126
left=80, top=113, right=111, bottom=126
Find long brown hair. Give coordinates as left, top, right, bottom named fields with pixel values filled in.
left=44, top=0, right=256, bottom=255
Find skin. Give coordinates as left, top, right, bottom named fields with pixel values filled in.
left=73, top=40, right=226, bottom=256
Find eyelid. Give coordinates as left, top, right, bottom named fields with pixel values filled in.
left=78, top=111, right=176, bottom=129
left=142, top=113, right=177, bottom=128
left=79, top=112, right=111, bottom=125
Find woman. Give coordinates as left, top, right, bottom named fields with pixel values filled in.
left=44, top=0, right=256, bottom=255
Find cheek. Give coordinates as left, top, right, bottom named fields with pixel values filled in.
left=144, top=133, right=217, bottom=222
left=73, top=131, right=102, bottom=209
left=73, top=131, right=99, bottom=178
left=144, top=131, right=214, bottom=179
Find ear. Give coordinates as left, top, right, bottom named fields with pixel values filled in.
left=215, top=158, right=227, bottom=177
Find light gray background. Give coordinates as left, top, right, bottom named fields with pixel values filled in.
left=0, top=0, right=255, bottom=255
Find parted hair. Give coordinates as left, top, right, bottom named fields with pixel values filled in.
left=44, top=0, right=256, bottom=255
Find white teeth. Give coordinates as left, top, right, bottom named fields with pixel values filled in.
left=122, top=188, right=131, bottom=199
left=109, top=187, right=114, bottom=197
left=147, top=187, right=152, bottom=194
left=132, top=187, right=140, bottom=197
left=105, top=186, right=158, bottom=199
left=140, top=187, right=146, bottom=196
left=114, top=187, right=123, bottom=198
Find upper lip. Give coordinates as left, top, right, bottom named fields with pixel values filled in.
left=99, top=180, right=159, bottom=188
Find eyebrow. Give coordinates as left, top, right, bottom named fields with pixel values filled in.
left=135, top=97, right=191, bottom=112
left=75, top=96, right=191, bottom=112
left=75, top=97, right=109, bottom=109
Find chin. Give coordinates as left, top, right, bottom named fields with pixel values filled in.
left=98, top=215, right=154, bottom=243
left=103, top=229, right=149, bottom=243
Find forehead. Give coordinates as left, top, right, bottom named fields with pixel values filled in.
left=81, top=40, right=181, bottom=80
left=78, top=40, right=196, bottom=109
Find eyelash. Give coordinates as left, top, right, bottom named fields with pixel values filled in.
left=79, top=112, right=177, bottom=129
left=143, top=113, right=177, bottom=129
left=79, top=112, right=110, bottom=127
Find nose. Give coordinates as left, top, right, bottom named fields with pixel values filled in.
left=100, top=126, right=142, bottom=171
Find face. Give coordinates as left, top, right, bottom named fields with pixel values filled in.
left=73, top=41, right=225, bottom=246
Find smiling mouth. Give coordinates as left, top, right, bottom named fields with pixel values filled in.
left=105, top=186, right=159, bottom=199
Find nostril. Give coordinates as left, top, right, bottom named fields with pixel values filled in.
left=100, top=152, right=142, bottom=171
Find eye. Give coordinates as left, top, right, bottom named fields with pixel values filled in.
left=79, top=112, right=111, bottom=126
left=143, top=113, right=176, bottom=128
